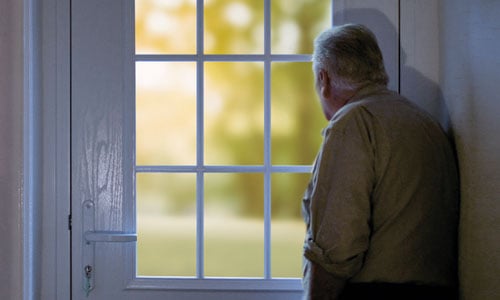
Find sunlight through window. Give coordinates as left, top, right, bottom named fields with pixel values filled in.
left=135, top=0, right=331, bottom=279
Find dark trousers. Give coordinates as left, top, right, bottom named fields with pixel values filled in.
left=339, top=282, right=458, bottom=300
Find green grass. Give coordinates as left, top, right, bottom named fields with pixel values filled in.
left=137, top=215, right=304, bottom=278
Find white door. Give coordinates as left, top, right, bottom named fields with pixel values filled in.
left=70, top=0, right=398, bottom=299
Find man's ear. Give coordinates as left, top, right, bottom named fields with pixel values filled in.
left=318, top=69, right=331, bottom=99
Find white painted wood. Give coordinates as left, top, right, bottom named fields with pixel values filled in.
left=23, top=0, right=40, bottom=298
left=39, top=0, right=72, bottom=299
left=71, top=0, right=135, bottom=299
left=333, top=0, right=400, bottom=92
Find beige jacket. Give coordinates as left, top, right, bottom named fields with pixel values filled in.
left=302, top=85, right=459, bottom=287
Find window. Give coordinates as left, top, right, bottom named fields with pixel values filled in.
left=135, top=0, right=331, bottom=281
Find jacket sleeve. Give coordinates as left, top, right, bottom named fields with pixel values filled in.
left=303, top=107, right=375, bottom=279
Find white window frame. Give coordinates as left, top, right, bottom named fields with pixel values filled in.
left=132, top=0, right=333, bottom=289
left=24, top=0, right=72, bottom=299
left=135, top=0, right=333, bottom=284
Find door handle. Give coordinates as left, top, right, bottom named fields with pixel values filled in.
left=82, top=200, right=137, bottom=296
left=84, top=231, right=137, bottom=243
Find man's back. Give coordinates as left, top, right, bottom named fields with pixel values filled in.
left=305, top=23, right=459, bottom=299
left=334, top=87, right=459, bottom=286
left=303, top=84, right=459, bottom=282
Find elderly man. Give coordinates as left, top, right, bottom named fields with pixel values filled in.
left=302, top=24, right=459, bottom=299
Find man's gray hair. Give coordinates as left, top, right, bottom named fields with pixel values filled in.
left=312, top=24, right=389, bottom=91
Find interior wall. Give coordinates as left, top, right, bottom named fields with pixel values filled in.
left=439, top=0, right=500, bottom=299
left=399, top=1, right=450, bottom=131
left=0, top=0, right=24, bottom=299
left=330, top=1, right=500, bottom=299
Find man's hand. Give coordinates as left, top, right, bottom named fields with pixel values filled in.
left=303, top=259, right=347, bottom=300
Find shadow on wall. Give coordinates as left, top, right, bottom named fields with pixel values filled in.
left=334, top=8, right=452, bottom=137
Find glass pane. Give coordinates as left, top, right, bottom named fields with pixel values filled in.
left=271, top=0, right=331, bottom=54
left=271, top=62, right=325, bottom=165
left=271, top=173, right=310, bottom=278
left=136, top=62, right=196, bottom=165
left=205, top=0, right=264, bottom=54
left=205, top=173, right=264, bottom=277
left=137, top=173, right=197, bottom=276
left=205, top=62, right=264, bottom=165
left=135, top=0, right=196, bottom=54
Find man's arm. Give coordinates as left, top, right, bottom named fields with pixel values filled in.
left=302, top=109, right=377, bottom=299
left=303, top=259, right=347, bottom=300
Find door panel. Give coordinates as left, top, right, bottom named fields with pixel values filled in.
left=71, top=0, right=136, bottom=298
left=70, top=1, right=302, bottom=298
left=71, top=0, right=400, bottom=299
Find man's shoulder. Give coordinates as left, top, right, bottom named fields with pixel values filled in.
left=335, top=88, right=400, bottom=114
left=328, top=90, right=400, bottom=125
left=327, top=89, right=443, bottom=136
left=343, top=90, right=436, bottom=124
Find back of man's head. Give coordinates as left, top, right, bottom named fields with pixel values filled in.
left=312, top=24, right=389, bottom=91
